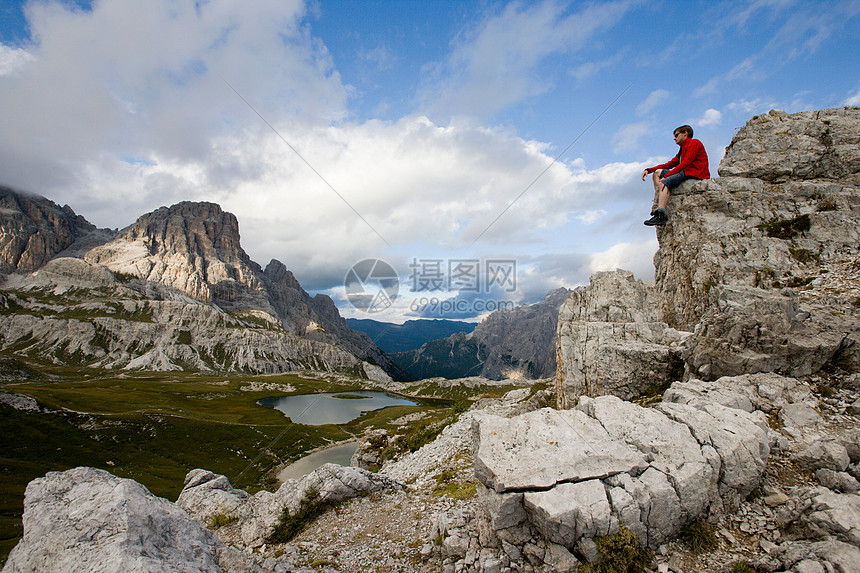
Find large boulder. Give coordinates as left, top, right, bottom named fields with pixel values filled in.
left=1, top=467, right=278, bottom=573
left=176, top=469, right=250, bottom=525
left=472, top=392, right=769, bottom=551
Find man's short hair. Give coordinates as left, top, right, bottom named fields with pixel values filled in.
left=674, top=125, right=694, bottom=137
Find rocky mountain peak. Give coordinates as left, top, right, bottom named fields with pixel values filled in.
left=85, top=200, right=267, bottom=308
left=124, top=201, right=249, bottom=266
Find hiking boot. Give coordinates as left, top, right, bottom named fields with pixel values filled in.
left=644, top=210, right=667, bottom=226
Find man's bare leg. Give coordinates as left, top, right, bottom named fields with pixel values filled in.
left=651, top=171, right=670, bottom=210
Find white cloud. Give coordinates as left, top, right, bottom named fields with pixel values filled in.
left=573, top=209, right=607, bottom=224
left=420, top=0, right=635, bottom=120
left=694, top=108, right=722, bottom=127
left=588, top=238, right=658, bottom=280
left=612, top=122, right=651, bottom=153
left=636, top=89, right=670, bottom=116
left=0, top=45, right=34, bottom=75
left=0, top=0, right=346, bottom=195
left=846, top=87, right=860, bottom=106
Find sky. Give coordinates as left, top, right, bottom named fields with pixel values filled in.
left=1, top=0, right=858, bottom=323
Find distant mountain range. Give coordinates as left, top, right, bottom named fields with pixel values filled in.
left=390, top=288, right=571, bottom=381
left=1, top=185, right=574, bottom=384
left=345, top=318, right=476, bottom=354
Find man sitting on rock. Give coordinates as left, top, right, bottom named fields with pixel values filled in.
left=641, top=124, right=710, bottom=226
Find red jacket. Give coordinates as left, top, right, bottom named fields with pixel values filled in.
left=649, top=137, right=710, bottom=179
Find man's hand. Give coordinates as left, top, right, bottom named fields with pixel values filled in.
left=641, top=169, right=650, bottom=181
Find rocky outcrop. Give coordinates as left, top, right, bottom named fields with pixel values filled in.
left=654, top=108, right=860, bottom=380
left=0, top=186, right=103, bottom=277
left=394, top=287, right=570, bottom=380
left=3, top=464, right=402, bottom=572
left=556, top=108, right=860, bottom=406
left=555, top=270, right=690, bottom=407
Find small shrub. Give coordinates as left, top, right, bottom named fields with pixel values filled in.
left=451, top=399, right=470, bottom=414
left=785, top=275, right=813, bottom=288
left=756, top=214, right=811, bottom=240
left=754, top=267, right=776, bottom=288
left=788, top=247, right=818, bottom=264
left=677, top=519, right=718, bottom=552
left=577, top=527, right=653, bottom=573
left=267, top=486, right=334, bottom=544
left=731, top=562, right=758, bottom=573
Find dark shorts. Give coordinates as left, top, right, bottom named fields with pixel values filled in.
left=659, top=169, right=690, bottom=190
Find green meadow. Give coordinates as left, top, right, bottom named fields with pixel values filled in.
left=0, top=367, right=454, bottom=564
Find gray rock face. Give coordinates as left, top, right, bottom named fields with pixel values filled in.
left=176, top=469, right=250, bottom=525
left=1, top=467, right=275, bottom=573
left=718, top=108, right=860, bottom=185
left=556, top=270, right=690, bottom=407
left=779, top=487, right=860, bottom=547
left=472, top=390, right=769, bottom=550
left=0, top=186, right=100, bottom=277
left=652, top=107, right=860, bottom=380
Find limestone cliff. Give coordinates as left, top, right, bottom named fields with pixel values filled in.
left=654, top=108, right=860, bottom=380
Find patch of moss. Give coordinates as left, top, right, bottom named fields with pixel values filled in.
left=754, top=267, right=776, bottom=288
left=207, top=513, right=238, bottom=529
left=730, top=562, right=759, bottom=573
left=432, top=481, right=477, bottom=499
left=755, top=214, right=811, bottom=240
left=577, top=527, right=653, bottom=573
left=785, top=275, right=813, bottom=288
